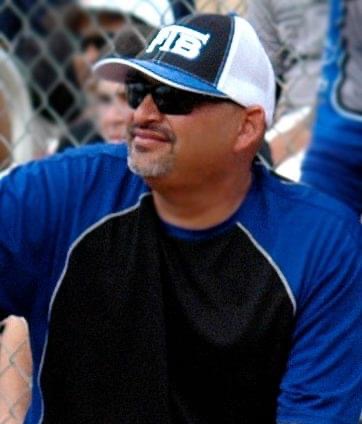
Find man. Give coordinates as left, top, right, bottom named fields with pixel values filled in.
left=301, top=0, right=362, bottom=217
left=0, top=13, right=361, bottom=424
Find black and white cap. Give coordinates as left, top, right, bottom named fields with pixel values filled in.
left=93, top=13, right=275, bottom=126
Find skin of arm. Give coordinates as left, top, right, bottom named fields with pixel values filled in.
left=0, top=316, right=32, bottom=423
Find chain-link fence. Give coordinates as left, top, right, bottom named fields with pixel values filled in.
left=0, top=0, right=329, bottom=422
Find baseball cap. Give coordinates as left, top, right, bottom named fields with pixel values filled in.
left=93, top=13, right=276, bottom=126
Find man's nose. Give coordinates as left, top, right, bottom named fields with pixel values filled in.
left=132, top=94, right=162, bottom=124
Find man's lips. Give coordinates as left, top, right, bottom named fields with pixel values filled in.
left=132, top=128, right=171, bottom=143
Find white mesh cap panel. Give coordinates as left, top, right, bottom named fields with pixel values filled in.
left=216, top=17, right=276, bottom=127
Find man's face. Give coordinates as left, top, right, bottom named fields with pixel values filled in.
left=126, top=77, right=244, bottom=184
left=95, top=80, right=133, bottom=142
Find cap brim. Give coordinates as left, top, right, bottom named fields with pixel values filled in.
left=93, top=56, right=228, bottom=98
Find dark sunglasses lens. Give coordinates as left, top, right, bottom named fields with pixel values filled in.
left=126, top=83, right=149, bottom=109
left=153, top=85, right=196, bottom=115
left=126, top=79, right=217, bottom=115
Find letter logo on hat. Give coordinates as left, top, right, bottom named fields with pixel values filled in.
left=146, top=25, right=210, bottom=60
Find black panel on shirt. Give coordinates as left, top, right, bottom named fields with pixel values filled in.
left=40, top=195, right=294, bottom=423
left=0, top=309, right=7, bottom=323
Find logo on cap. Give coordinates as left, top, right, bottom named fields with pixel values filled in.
left=146, top=25, right=210, bottom=60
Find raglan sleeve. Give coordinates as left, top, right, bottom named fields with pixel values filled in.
left=276, top=221, right=362, bottom=424
left=0, top=160, right=73, bottom=321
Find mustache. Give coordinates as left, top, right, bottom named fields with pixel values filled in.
left=127, top=123, right=176, bottom=143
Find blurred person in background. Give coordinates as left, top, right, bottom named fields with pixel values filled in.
left=0, top=49, right=36, bottom=168
left=301, top=0, right=362, bottom=219
left=0, top=91, right=11, bottom=170
left=92, top=75, right=133, bottom=144
left=0, top=0, right=83, bottom=157
left=246, top=0, right=329, bottom=178
left=57, top=27, right=146, bottom=151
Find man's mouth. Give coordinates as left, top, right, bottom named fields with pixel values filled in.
left=128, top=126, right=174, bottom=151
left=132, top=128, right=170, bottom=143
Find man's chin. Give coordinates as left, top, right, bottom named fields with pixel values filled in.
left=127, top=155, right=174, bottom=178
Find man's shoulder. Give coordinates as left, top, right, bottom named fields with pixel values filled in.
left=254, top=162, right=362, bottom=245
left=1, top=143, right=128, bottom=177
left=0, top=144, right=148, bottom=222
left=41, top=143, right=129, bottom=170
left=1, top=143, right=132, bottom=186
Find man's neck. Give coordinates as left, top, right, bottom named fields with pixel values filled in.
left=149, top=171, right=253, bottom=230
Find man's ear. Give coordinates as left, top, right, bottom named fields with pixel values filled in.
left=233, top=106, right=266, bottom=153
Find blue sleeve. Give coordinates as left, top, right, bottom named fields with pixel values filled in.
left=0, top=160, right=67, bottom=320
left=0, top=145, right=143, bottom=321
left=277, top=224, right=362, bottom=424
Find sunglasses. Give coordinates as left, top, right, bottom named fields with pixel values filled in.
left=125, top=77, right=229, bottom=115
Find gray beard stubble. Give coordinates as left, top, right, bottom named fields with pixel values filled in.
left=127, top=143, right=176, bottom=178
